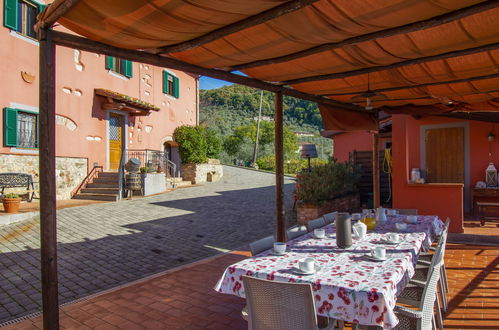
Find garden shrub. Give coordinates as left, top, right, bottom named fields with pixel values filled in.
left=296, top=161, right=361, bottom=204
left=173, top=125, right=208, bottom=164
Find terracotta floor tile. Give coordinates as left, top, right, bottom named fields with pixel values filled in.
left=4, top=244, right=499, bottom=329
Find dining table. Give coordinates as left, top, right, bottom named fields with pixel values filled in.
left=214, top=214, right=444, bottom=329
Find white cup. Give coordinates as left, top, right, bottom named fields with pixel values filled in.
left=407, top=215, right=418, bottom=224
left=371, top=247, right=386, bottom=259
left=299, top=257, right=315, bottom=272
left=273, top=242, right=286, bottom=254
left=313, top=228, right=325, bottom=239
left=388, top=233, right=399, bottom=243
left=395, top=222, right=408, bottom=231
left=387, top=209, right=398, bottom=216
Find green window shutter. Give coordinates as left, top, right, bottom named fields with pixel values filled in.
left=124, top=60, right=133, bottom=78
left=173, top=76, right=179, bottom=98
left=105, top=56, right=114, bottom=70
left=3, top=0, right=18, bottom=30
left=163, top=71, right=169, bottom=94
left=3, top=107, right=18, bottom=147
left=37, top=3, right=46, bottom=12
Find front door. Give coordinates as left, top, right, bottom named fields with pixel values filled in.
left=109, top=113, right=123, bottom=171
left=425, top=127, right=464, bottom=183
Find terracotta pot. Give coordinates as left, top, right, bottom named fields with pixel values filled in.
left=2, top=197, right=22, bottom=213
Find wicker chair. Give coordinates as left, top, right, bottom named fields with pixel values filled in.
left=242, top=275, right=335, bottom=330
left=307, top=217, right=326, bottom=232
left=323, top=212, right=337, bottom=224
left=396, top=209, right=418, bottom=215
left=396, top=231, right=446, bottom=330
left=250, top=236, right=274, bottom=256
left=393, top=257, right=444, bottom=330
left=286, top=225, right=308, bottom=240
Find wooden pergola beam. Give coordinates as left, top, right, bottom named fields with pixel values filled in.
left=229, top=0, right=499, bottom=71
left=37, top=0, right=81, bottom=29
left=283, top=42, right=499, bottom=85
left=322, top=73, right=499, bottom=97
left=49, top=30, right=365, bottom=113
left=155, top=0, right=319, bottom=55
left=39, top=29, right=59, bottom=329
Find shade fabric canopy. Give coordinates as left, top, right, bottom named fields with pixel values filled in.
left=39, top=0, right=499, bottom=128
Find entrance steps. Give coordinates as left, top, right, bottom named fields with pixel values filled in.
left=73, top=172, right=119, bottom=201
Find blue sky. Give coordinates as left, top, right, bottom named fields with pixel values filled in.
left=200, top=76, right=233, bottom=90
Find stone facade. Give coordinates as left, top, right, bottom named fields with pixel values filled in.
left=181, top=159, right=223, bottom=184
left=0, top=154, right=87, bottom=200
left=297, top=194, right=360, bottom=224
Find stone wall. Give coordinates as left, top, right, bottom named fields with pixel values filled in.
left=181, top=159, right=223, bottom=184
left=296, top=194, right=360, bottom=224
left=0, top=154, right=88, bottom=200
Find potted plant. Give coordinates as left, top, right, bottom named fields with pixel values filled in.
left=2, top=193, right=22, bottom=213
left=296, top=161, right=361, bottom=224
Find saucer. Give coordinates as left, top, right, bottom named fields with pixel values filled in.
left=366, top=255, right=387, bottom=262
left=313, top=236, right=326, bottom=240
left=292, top=265, right=321, bottom=275
left=271, top=250, right=288, bottom=256
left=381, top=239, right=400, bottom=245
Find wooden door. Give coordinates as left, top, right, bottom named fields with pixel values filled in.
left=109, top=113, right=123, bottom=171
left=425, top=127, right=464, bottom=183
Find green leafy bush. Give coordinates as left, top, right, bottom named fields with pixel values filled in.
left=296, top=161, right=361, bottom=204
left=173, top=125, right=208, bottom=164
left=256, top=155, right=328, bottom=175
left=203, top=128, right=223, bottom=159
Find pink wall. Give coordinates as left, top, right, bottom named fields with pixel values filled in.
left=0, top=22, right=198, bottom=172
left=333, top=131, right=390, bottom=162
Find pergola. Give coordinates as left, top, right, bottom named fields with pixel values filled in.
left=34, top=0, right=499, bottom=328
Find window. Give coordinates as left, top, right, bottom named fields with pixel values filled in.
left=3, top=0, right=44, bottom=39
left=3, top=107, right=38, bottom=148
left=163, top=71, right=179, bottom=98
left=105, top=56, right=133, bottom=78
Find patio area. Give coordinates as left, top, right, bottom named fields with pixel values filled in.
left=2, top=243, right=497, bottom=329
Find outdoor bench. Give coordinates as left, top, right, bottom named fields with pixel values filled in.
left=476, top=201, right=499, bottom=226
left=0, top=173, right=38, bottom=202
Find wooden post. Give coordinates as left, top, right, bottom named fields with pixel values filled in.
left=372, top=111, right=380, bottom=209
left=274, top=92, right=285, bottom=242
left=39, top=29, right=60, bottom=329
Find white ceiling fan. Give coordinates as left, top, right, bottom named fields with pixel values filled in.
left=350, top=73, right=387, bottom=110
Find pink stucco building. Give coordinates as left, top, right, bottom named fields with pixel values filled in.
left=1, top=0, right=199, bottom=199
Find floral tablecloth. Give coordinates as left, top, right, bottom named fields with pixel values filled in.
left=215, top=215, right=444, bottom=329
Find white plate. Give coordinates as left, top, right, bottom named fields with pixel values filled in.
left=366, top=255, right=387, bottom=262
left=292, top=266, right=321, bottom=275
left=271, top=250, right=288, bottom=256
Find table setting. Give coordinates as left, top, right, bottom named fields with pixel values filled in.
left=214, top=211, right=444, bottom=329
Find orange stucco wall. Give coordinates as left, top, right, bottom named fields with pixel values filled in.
left=391, top=114, right=498, bottom=233
left=333, top=131, right=390, bottom=162
left=0, top=17, right=198, bottom=172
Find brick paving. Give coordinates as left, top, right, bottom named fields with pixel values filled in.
left=0, top=166, right=295, bottom=324
left=2, top=243, right=498, bottom=329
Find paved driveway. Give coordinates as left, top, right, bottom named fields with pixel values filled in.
left=0, top=166, right=295, bottom=324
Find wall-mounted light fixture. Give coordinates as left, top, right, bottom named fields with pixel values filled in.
left=488, top=132, right=495, bottom=142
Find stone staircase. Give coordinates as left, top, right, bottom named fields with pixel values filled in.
left=73, top=172, right=120, bottom=201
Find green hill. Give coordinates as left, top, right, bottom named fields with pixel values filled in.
left=199, top=84, right=323, bottom=135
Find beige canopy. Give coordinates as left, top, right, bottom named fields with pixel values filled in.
left=39, top=0, right=499, bottom=128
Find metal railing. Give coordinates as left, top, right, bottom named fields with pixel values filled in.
left=123, top=149, right=178, bottom=178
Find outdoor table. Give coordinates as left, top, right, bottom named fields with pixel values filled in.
left=215, top=215, right=444, bottom=329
